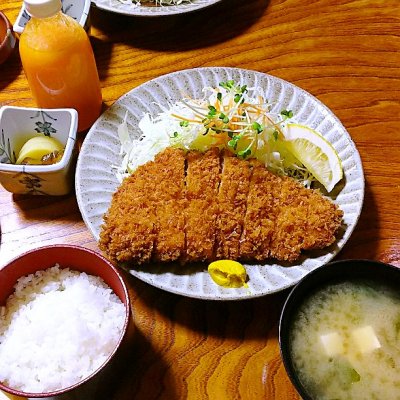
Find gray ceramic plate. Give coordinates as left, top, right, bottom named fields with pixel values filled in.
left=92, top=0, right=222, bottom=17
left=75, top=67, right=365, bottom=300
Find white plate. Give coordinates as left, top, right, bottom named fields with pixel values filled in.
left=92, top=0, right=222, bottom=17
left=75, top=67, right=364, bottom=300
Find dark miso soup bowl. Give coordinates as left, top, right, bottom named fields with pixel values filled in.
left=279, top=259, right=400, bottom=400
left=0, top=244, right=132, bottom=399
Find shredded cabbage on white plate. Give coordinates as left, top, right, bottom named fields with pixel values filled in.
left=115, top=80, right=315, bottom=188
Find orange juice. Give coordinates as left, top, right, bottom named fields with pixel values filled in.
left=19, top=5, right=102, bottom=132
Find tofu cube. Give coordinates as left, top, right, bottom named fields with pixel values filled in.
left=351, top=325, right=381, bottom=354
left=320, top=332, right=344, bottom=356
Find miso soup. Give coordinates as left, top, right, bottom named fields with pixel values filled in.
left=289, top=280, right=400, bottom=400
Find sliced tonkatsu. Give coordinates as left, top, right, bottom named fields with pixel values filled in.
left=184, top=147, right=221, bottom=263
left=99, top=147, right=343, bottom=265
left=151, top=147, right=186, bottom=262
left=239, top=161, right=281, bottom=261
left=99, top=158, right=158, bottom=264
left=99, top=147, right=185, bottom=264
left=215, top=151, right=252, bottom=260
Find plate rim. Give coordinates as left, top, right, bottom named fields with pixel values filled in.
left=76, top=66, right=365, bottom=300
left=91, top=0, right=223, bottom=17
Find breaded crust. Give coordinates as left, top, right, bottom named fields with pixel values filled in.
left=215, top=152, right=252, bottom=259
left=99, top=147, right=186, bottom=264
left=184, top=148, right=221, bottom=263
left=151, top=148, right=186, bottom=262
left=99, top=147, right=343, bottom=265
left=239, top=161, right=280, bottom=261
left=98, top=162, right=157, bottom=264
left=268, top=168, right=342, bottom=261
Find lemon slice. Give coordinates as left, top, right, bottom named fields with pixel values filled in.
left=16, top=136, right=64, bottom=165
left=283, top=123, right=343, bottom=192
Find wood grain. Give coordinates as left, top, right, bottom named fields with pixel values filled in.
left=0, top=0, right=399, bottom=398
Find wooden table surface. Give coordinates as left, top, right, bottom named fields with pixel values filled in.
left=0, top=0, right=399, bottom=399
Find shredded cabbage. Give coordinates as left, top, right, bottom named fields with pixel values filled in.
left=114, top=81, right=316, bottom=188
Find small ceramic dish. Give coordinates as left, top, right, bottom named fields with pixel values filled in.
left=13, top=0, right=91, bottom=34
left=0, top=106, right=78, bottom=196
left=0, top=11, right=16, bottom=64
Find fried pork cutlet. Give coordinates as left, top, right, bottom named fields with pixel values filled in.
left=184, top=148, right=221, bottom=263
left=215, top=152, right=252, bottom=260
left=99, top=147, right=343, bottom=265
left=99, top=160, right=156, bottom=265
left=151, top=148, right=186, bottom=262
left=99, top=148, right=186, bottom=264
left=239, top=160, right=282, bottom=261
left=240, top=160, right=342, bottom=262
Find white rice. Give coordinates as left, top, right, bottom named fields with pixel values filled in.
left=0, top=265, right=126, bottom=393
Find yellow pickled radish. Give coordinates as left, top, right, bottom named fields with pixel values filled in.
left=16, top=136, right=64, bottom=165
left=208, top=260, right=248, bottom=288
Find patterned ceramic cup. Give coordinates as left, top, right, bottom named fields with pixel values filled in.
left=0, top=106, right=78, bottom=196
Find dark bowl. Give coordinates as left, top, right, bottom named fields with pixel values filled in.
left=279, top=259, right=400, bottom=400
left=0, top=245, right=132, bottom=398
